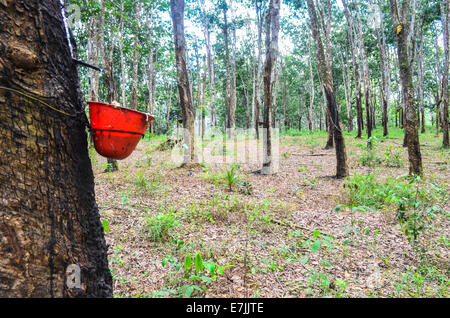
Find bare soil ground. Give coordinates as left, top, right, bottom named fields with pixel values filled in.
left=91, top=128, right=449, bottom=298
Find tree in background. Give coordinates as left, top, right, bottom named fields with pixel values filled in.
left=306, top=0, right=349, bottom=178
left=389, top=0, right=423, bottom=175
left=170, top=0, right=196, bottom=165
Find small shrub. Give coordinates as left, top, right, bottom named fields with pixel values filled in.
left=135, top=171, right=147, bottom=189
left=383, top=145, right=404, bottom=167
left=225, top=164, right=240, bottom=191
left=358, top=151, right=382, bottom=167
left=238, top=180, right=254, bottom=195
left=144, top=207, right=179, bottom=242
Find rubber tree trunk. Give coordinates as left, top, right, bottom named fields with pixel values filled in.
left=441, top=0, right=449, bottom=147
left=342, top=0, right=363, bottom=138
left=254, top=0, right=264, bottom=139
left=0, top=0, right=112, bottom=297
left=307, top=0, right=349, bottom=178
left=261, top=0, right=280, bottom=175
left=390, top=0, right=423, bottom=175
left=171, top=0, right=196, bottom=164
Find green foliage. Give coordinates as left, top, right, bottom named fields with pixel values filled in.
left=358, top=150, right=382, bottom=167
left=345, top=174, right=447, bottom=246
left=161, top=252, right=232, bottom=297
left=225, top=164, right=240, bottom=191
left=143, top=207, right=179, bottom=242
left=383, top=145, right=404, bottom=167
left=102, top=219, right=110, bottom=234
left=237, top=180, right=254, bottom=195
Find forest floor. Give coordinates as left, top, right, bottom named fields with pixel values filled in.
left=91, top=127, right=449, bottom=298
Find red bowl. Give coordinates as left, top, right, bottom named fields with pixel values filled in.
left=88, top=102, right=154, bottom=160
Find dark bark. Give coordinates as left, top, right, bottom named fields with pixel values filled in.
left=390, top=0, right=423, bottom=175
left=255, top=0, right=265, bottom=139
left=261, top=0, right=280, bottom=175
left=307, top=0, right=349, bottom=178
left=342, top=0, right=363, bottom=138
left=0, top=0, right=112, bottom=297
left=442, top=0, right=449, bottom=147
left=170, top=0, right=196, bottom=164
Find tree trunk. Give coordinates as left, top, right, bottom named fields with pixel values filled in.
left=199, top=0, right=216, bottom=127
left=261, top=0, right=280, bottom=175
left=119, top=0, right=127, bottom=106
left=98, top=0, right=118, bottom=172
left=255, top=0, right=265, bottom=139
left=202, top=55, right=207, bottom=139
left=0, top=0, right=112, bottom=297
left=353, top=0, right=372, bottom=141
left=441, top=0, right=449, bottom=147
left=417, top=24, right=426, bottom=134
left=147, top=12, right=155, bottom=133
left=131, top=2, right=141, bottom=110
left=340, top=51, right=352, bottom=133
left=372, top=0, right=390, bottom=137
left=307, top=0, right=349, bottom=178
left=434, top=24, right=442, bottom=137
left=342, top=0, right=363, bottom=138
left=282, top=62, right=289, bottom=129
left=171, top=0, right=196, bottom=164
left=166, top=84, right=173, bottom=133
left=308, top=35, right=315, bottom=132
left=272, top=61, right=279, bottom=129
left=223, top=3, right=234, bottom=137
left=390, top=0, right=423, bottom=175
left=88, top=17, right=99, bottom=102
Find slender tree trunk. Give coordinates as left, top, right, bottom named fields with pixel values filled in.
left=417, top=24, right=426, bottom=134
left=307, top=0, right=349, bottom=178
left=251, top=48, right=256, bottom=131
left=88, top=17, right=99, bottom=102
left=390, top=0, right=423, bottom=175
left=199, top=0, right=216, bottom=127
left=299, top=91, right=304, bottom=131
left=340, top=52, right=352, bottom=133
left=131, top=2, right=141, bottom=110
left=166, top=84, right=173, bottom=133
left=202, top=55, right=207, bottom=139
left=119, top=0, right=127, bottom=106
left=442, top=0, right=450, bottom=147
left=372, top=0, right=390, bottom=137
left=0, top=0, right=112, bottom=297
left=223, top=3, right=234, bottom=137
left=98, top=0, right=118, bottom=172
left=282, top=63, right=289, bottom=129
left=171, top=0, right=196, bottom=164
left=342, top=0, right=363, bottom=138
left=147, top=12, right=155, bottom=133
left=353, top=0, right=372, bottom=141
left=308, top=35, right=315, bottom=132
left=272, top=62, right=279, bottom=129
left=261, top=0, right=280, bottom=175
left=255, top=0, right=264, bottom=139
left=230, top=0, right=237, bottom=136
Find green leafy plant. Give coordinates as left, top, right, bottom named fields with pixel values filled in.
left=238, top=180, right=254, bottom=195
left=383, top=145, right=404, bottom=167
left=225, top=164, right=240, bottom=191
left=143, top=207, right=179, bottom=242
left=135, top=171, right=147, bottom=190
left=161, top=252, right=232, bottom=297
